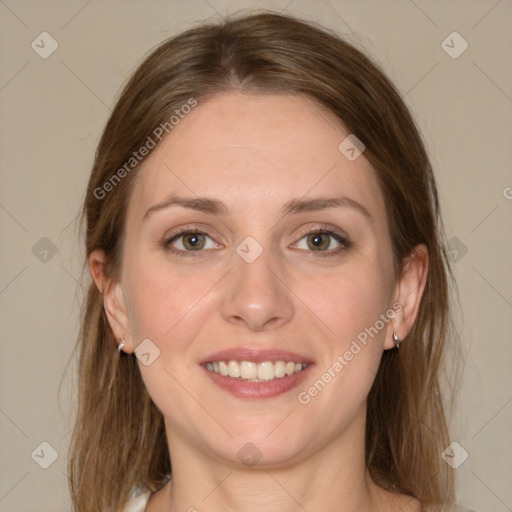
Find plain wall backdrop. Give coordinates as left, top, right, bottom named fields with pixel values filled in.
left=0, top=1, right=511, bottom=511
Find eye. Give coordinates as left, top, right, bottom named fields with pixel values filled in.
left=292, top=228, right=350, bottom=255
left=164, top=229, right=219, bottom=254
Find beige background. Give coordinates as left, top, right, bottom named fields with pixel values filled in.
left=0, top=1, right=511, bottom=511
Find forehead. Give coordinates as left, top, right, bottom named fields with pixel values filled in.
left=129, top=92, right=386, bottom=222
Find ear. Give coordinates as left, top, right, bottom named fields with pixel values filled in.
left=89, top=249, right=134, bottom=353
left=384, top=244, right=429, bottom=350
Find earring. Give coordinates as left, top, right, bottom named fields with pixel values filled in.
left=393, top=332, right=402, bottom=350
left=118, top=339, right=125, bottom=353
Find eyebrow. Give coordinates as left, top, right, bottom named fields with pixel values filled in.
left=281, top=197, right=372, bottom=219
left=143, top=194, right=372, bottom=220
left=143, top=195, right=227, bottom=219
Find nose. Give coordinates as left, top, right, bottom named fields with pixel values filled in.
left=219, top=246, right=295, bottom=332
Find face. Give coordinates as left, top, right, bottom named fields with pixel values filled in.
left=102, top=92, right=414, bottom=468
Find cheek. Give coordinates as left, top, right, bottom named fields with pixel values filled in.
left=295, top=264, right=392, bottom=347
left=292, top=264, right=391, bottom=406
left=123, top=254, right=181, bottom=339
left=123, top=251, right=223, bottom=347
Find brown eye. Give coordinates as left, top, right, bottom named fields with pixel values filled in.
left=165, top=230, right=217, bottom=253
left=307, top=233, right=331, bottom=251
left=182, top=233, right=206, bottom=250
left=292, top=228, right=350, bottom=256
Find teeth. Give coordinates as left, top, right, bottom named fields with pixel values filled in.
left=228, top=361, right=241, bottom=378
left=258, top=361, right=274, bottom=381
left=218, top=361, right=229, bottom=376
left=241, top=361, right=258, bottom=379
left=274, top=361, right=286, bottom=378
left=205, top=360, right=309, bottom=382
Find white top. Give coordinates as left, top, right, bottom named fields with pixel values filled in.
left=122, top=491, right=151, bottom=512
left=122, top=491, right=478, bottom=512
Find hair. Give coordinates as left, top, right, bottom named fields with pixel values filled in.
left=68, top=11, right=461, bottom=512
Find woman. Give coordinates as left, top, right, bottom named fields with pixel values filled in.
left=68, top=12, right=473, bottom=512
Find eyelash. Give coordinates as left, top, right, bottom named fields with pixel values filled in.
left=293, top=226, right=351, bottom=257
left=163, top=225, right=351, bottom=258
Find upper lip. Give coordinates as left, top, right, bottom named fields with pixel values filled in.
left=199, top=348, right=313, bottom=365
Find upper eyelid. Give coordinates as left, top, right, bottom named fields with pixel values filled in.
left=164, top=225, right=219, bottom=241
left=165, top=225, right=345, bottom=239
left=165, top=229, right=217, bottom=246
left=290, top=228, right=349, bottom=249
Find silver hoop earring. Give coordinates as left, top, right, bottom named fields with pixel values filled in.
left=118, top=339, right=125, bottom=353
left=393, top=332, right=402, bottom=350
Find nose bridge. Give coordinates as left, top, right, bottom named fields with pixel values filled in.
left=220, top=238, right=295, bottom=331
left=235, top=241, right=279, bottom=294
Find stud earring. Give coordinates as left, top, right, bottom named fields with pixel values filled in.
left=118, top=339, right=125, bottom=353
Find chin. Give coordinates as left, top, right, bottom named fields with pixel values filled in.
left=212, top=427, right=311, bottom=469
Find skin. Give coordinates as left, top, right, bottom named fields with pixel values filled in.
left=90, top=92, right=427, bottom=512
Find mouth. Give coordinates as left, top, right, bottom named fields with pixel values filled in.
left=200, top=348, right=313, bottom=399
left=204, top=360, right=310, bottom=382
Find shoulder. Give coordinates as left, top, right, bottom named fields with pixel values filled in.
left=121, top=490, right=151, bottom=512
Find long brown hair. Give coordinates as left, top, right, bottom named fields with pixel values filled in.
left=69, top=11, right=461, bottom=511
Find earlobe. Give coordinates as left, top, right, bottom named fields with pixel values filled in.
left=385, top=244, right=429, bottom=350
left=88, top=250, right=133, bottom=352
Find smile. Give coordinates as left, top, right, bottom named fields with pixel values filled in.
left=205, top=360, right=310, bottom=382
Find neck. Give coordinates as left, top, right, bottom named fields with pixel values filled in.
left=160, top=408, right=385, bottom=512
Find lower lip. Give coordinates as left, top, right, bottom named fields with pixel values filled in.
left=202, top=364, right=313, bottom=399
